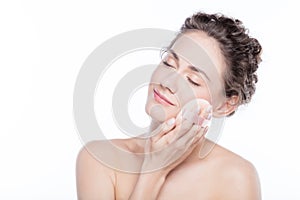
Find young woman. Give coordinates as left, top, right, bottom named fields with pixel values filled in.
left=76, top=11, right=262, bottom=200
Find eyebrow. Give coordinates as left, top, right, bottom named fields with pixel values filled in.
left=188, top=65, right=211, bottom=81
left=169, top=49, right=211, bottom=81
left=169, top=49, right=179, bottom=60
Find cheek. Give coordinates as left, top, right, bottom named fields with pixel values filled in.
left=195, top=88, right=212, bottom=104
left=205, top=80, right=226, bottom=108
left=177, top=86, right=212, bottom=109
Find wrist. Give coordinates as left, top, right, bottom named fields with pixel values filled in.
left=129, top=171, right=167, bottom=200
left=140, top=170, right=167, bottom=182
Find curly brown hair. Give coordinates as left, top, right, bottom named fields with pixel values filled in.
left=178, top=12, right=262, bottom=115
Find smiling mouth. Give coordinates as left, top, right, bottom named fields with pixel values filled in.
left=153, top=88, right=175, bottom=106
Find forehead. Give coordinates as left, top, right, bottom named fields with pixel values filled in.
left=170, top=31, right=227, bottom=77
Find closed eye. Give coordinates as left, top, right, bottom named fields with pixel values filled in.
left=161, top=50, right=178, bottom=69
left=187, top=77, right=201, bottom=86
left=162, top=60, right=175, bottom=68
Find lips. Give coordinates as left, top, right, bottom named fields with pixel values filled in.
left=153, top=88, right=175, bottom=106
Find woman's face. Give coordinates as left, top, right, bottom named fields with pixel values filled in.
left=145, top=31, right=227, bottom=122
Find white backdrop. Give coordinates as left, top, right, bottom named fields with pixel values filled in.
left=1, top=0, right=300, bottom=199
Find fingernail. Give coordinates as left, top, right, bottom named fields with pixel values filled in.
left=201, top=119, right=211, bottom=128
left=206, top=105, right=212, bottom=113
left=196, top=105, right=201, bottom=113
left=204, top=126, right=209, bottom=134
left=207, top=113, right=212, bottom=120
left=167, top=118, right=175, bottom=125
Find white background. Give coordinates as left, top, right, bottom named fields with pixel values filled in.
left=1, top=0, right=300, bottom=199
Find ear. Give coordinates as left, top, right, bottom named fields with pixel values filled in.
left=213, top=95, right=239, bottom=117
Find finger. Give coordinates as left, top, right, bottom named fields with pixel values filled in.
left=153, top=107, right=190, bottom=145
left=174, top=124, right=202, bottom=148
left=157, top=112, right=196, bottom=147
left=164, top=102, right=203, bottom=144
left=160, top=125, right=205, bottom=165
left=197, top=104, right=212, bottom=127
left=192, top=126, right=208, bottom=144
left=181, top=100, right=201, bottom=122
left=151, top=118, right=176, bottom=142
left=159, top=125, right=201, bottom=162
left=199, top=103, right=212, bottom=119
left=154, top=99, right=210, bottom=146
left=168, top=115, right=195, bottom=143
left=180, top=99, right=212, bottom=126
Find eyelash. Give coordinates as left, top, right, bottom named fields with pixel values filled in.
left=187, top=77, right=201, bottom=86
left=163, top=61, right=201, bottom=87
left=162, top=60, right=175, bottom=68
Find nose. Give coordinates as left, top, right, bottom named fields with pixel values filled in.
left=161, top=72, right=179, bottom=94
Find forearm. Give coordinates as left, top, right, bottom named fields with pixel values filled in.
left=128, top=172, right=166, bottom=200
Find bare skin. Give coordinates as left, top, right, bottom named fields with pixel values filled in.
left=77, top=103, right=261, bottom=200
left=76, top=138, right=261, bottom=200
left=76, top=30, right=261, bottom=199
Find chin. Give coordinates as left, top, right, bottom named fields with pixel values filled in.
left=145, top=98, right=177, bottom=123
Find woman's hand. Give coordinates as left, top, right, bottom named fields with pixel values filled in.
left=141, top=99, right=212, bottom=174
left=128, top=99, right=212, bottom=200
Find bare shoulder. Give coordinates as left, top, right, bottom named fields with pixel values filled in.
left=76, top=138, right=136, bottom=169
left=76, top=139, right=142, bottom=199
left=76, top=138, right=141, bottom=199
left=204, top=142, right=261, bottom=200
left=76, top=140, right=117, bottom=199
